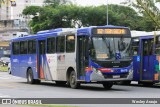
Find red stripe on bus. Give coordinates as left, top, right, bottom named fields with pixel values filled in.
left=40, top=66, right=44, bottom=78
left=98, top=68, right=112, bottom=72
left=85, top=67, right=92, bottom=72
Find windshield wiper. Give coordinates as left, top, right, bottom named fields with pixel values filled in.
left=102, top=37, right=113, bottom=57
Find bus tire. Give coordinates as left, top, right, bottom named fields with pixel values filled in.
left=102, top=82, right=113, bottom=89
left=27, top=69, right=36, bottom=84
left=69, top=71, right=80, bottom=89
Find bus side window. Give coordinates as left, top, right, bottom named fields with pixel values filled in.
left=132, top=47, right=138, bottom=55
left=28, top=40, right=36, bottom=54
left=143, top=40, right=148, bottom=56
left=56, top=36, right=65, bottom=53
left=20, top=41, right=27, bottom=54
left=132, top=41, right=139, bottom=56
left=47, top=37, right=55, bottom=53
left=66, top=35, right=75, bottom=53
left=12, top=42, right=19, bottom=55
left=148, top=39, right=153, bottom=55
left=156, top=36, right=160, bottom=54
left=155, top=46, right=160, bottom=54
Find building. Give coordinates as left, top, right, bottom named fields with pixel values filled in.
left=0, top=0, right=44, bottom=20
left=0, top=0, right=44, bottom=57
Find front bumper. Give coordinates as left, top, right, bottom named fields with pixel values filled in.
left=90, top=70, right=133, bottom=82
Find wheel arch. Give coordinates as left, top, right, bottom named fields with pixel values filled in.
left=66, top=67, right=76, bottom=82
left=26, top=67, right=32, bottom=78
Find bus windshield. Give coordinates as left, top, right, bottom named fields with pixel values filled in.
left=90, top=36, right=131, bottom=61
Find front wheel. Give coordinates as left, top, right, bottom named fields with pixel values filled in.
left=69, top=71, right=80, bottom=89
left=102, top=82, right=113, bottom=89
left=27, top=69, right=39, bottom=84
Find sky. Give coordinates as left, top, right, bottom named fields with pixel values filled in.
left=71, top=0, right=126, bottom=6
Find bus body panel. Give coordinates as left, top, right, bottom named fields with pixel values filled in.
left=133, top=56, right=140, bottom=81
left=10, top=26, right=133, bottom=84
left=28, top=54, right=38, bottom=79
left=11, top=55, right=20, bottom=77
left=46, top=54, right=58, bottom=80
left=132, top=35, right=159, bottom=83
left=19, top=55, right=29, bottom=78
left=64, top=53, right=76, bottom=80
left=156, top=55, right=160, bottom=81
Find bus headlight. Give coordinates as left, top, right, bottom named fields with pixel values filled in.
left=97, top=70, right=103, bottom=76
left=129, top=67, right=133, bottom=75
left=92, top=67, right=103, bottom=76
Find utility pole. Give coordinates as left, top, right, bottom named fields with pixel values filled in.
left=106, top=0, right=108, bottom=25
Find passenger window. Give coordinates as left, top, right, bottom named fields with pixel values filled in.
left=156, top=36, right=160, bottom=54
left=56, top=36, right=65, bottom=53
left=143, top=39, right=153, bottom=56
left=47, top=37, right=55, bottom=53
left=66, top=35, right=75, bottom=53
left=12, top=42, right=19, bottom=55
left=132, top=38, right=139, bottom=56
left=28, top=40, right=36, bottom=54
left=20, top=41, right=27, bottom=54
left=155, top=46, right=160, bottom=54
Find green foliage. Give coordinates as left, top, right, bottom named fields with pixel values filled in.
left=124, top=0, right=160, bottom=30
left=22, top=2, right=156, bottom=33
left=22, top=6, right=42, bottom=16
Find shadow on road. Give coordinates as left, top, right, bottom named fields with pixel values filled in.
left=116, top=83, right=160, bottom=89
left=17, top=81, right=129, bottom=91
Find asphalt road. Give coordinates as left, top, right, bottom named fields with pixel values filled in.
left=0, top=71, right=160, bottom=107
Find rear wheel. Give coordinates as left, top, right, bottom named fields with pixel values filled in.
left=102, top=82, right=113, bottom=89
left=27, top=69, right=39, bottom=84
left=69, top=71, right=80, bottom=89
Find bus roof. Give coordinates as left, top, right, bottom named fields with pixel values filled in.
left=131, top=31, right=160, bottom=37
left=11, top=25, right=130, bottom=41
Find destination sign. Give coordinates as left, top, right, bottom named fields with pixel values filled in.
left=93, top=28, right=127, bottom=35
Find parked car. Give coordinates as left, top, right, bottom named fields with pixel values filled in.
left=0, top=57, right=10, bottom=66
left=8, top=62, right=11, bottom=74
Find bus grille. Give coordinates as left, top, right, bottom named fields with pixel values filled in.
left=103, top=73, right=129, bottom=79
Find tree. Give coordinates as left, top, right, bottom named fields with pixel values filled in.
left=23, top=3, right=154, bottom=33
left=123, top=0, right=160, bottom=30
left=22, top=6, right=42, bottom=16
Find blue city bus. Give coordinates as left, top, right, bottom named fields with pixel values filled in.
left=132, top=32, right=160, bottom=85
left=10, top=25, right=133, bottom=89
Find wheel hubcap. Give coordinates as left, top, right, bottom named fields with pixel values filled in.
left=28, top=74, right=31, bottom=82
left=71, top=74, right=76, bottom=85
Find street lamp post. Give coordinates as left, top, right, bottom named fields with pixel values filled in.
left=106, top=0, right=108, bottom=25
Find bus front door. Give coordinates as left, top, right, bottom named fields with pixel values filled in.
left=140, top=39, right=154, bottom=81
left=77, top=36, right=88, bottom=80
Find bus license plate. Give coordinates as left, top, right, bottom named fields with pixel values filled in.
left=113, top=75, right=120, bottom=78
